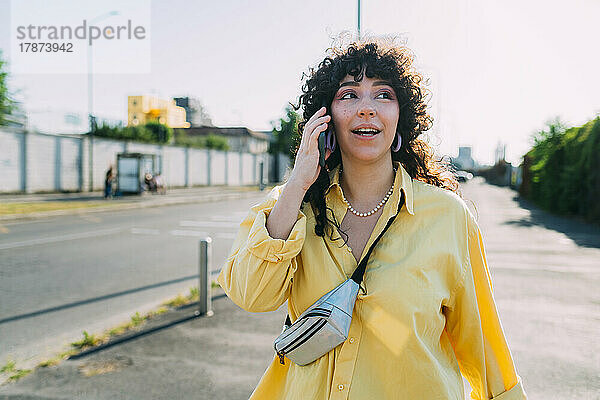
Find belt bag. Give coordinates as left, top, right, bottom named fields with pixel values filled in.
left=273, top=192, right=405, bottom=366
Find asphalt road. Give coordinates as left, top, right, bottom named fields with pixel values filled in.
left=0, top=193, right=267, bottom=369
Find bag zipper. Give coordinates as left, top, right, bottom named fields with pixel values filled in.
left=277, top=318, right=327, bottom=364
left=303, top=310, right=330, bottom=318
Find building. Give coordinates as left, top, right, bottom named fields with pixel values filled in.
left=175, top=126, right=270, bottom=154
left=173, top=96, right=213, bottom=127
left=453, top=146, right=476, bottom=171
left=128, top=95, right=190, bottom=128
left=495, top=142, right=506, bottom=164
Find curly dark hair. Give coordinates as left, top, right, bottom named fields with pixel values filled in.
left=292, top=36, right=459, bottom=243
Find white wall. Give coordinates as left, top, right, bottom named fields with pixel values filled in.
left=227, top=152, right=240, bottom=186
left=210, top=150, right=226, bottom=185
left=163, top=146, right=186, bottom=187
left=26, top=133, right=55, bottom=192
left=189, top=148, right=209, bottom=186
left=0, top=129, right=284, bottom=193
left=60, top=137, right=81, bottom=191
left=241, top=153, right=254, bottom=185
left=0, top=131, right=22, bottom=192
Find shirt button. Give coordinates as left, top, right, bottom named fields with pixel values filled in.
left=338, top=384, right=344, bottom=391
left=349, top=337, right=355, bottom=343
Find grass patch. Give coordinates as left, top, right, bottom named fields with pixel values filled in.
left=130, top=312, right=146, bottom=327
left=32, top=286, right=205, bottom=373
left=1, top=359, right=33, bottom=381
left=0, top=201, right=123, bottom=216
left=161, top=286, right=200, bottom=308
left=37, top=349, right=79, bottom=369
left=161, top=294, right=188, bottom=308
left=71, top=331, right=104, bottom=349
left=1, top=359, right=16, bottom=373
left=7, top=369, right=32, bottom=380
left=211, top=280, right=221, bottom=289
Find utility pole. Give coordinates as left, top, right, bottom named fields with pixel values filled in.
left=87, top=11, right=119, bottom=192
left=357, top=0, right=361, bottom=40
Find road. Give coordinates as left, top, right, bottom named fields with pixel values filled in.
left=0, top=193, right=267, bottom=369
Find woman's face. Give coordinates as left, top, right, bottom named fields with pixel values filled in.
left=330, top=74, right=400, bottom=165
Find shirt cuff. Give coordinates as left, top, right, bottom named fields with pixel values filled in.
left=491, top=375, right=527, bottom=400
left=246, top=207, right=306, bottom=263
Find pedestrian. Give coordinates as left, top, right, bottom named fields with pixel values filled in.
left=218, top=37, right=527, bottom=399
left=104, top=165, right=114, bottom=199
left=154, top=173, right=166, bottom=195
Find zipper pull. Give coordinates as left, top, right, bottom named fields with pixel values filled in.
left=278, top=352, right=285, bottom=365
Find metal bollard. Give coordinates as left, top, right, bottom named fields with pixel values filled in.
left=259, top=160, right=265, bottom=191
left=198, top=238, right=213, bottom=317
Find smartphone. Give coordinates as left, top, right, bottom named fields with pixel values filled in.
left=318, top=102, right=329, bottom=168
left=318, top=131, right=327, bottom=168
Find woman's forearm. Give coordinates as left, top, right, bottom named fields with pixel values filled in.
left=266, top=181, right=307, bottom=240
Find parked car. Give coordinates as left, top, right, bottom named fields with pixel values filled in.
left=455, top=170, right=474, bottom=182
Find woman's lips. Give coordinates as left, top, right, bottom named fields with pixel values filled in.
left=351, top=130, right=380, bottom=140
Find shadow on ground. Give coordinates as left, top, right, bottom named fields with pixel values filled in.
left=505, top=194, right=600, bottom=249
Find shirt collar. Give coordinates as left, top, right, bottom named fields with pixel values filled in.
left=326, top=160, right=415, bottom=216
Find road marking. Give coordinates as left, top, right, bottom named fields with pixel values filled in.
left=180, top=220, right=240, bottom=228
left=493, top=263, right=600, bottom=275
left=169, top=229, right=210, bottom=237
left=209, top=213, right=247, bottom=222
left=216, top=232, right=237, bottom=239
left=0, top=227, right=123, bottom=250
left=130, top=228, right=160, bottom=235
left=78, top=214, right=102, bottom=223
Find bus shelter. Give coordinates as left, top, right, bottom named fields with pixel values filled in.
left=116, top=153, right=159, bottom=195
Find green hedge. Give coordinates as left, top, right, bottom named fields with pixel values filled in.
left=94, top=122, right=173, bottom=144
left=520, top=117, right=600, bottom=224
left=173, top=131, right=229, bottom=150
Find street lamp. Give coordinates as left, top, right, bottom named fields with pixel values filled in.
left=88, top=10, right=119, bottom=192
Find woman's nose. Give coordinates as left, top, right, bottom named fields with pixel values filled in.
left=357, top=100, right=376, bottom=117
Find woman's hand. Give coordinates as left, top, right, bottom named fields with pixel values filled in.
left=288, top=107, right=333, bottom=192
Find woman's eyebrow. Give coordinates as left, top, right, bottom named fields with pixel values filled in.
left=338, top=80, right=392, bottom=88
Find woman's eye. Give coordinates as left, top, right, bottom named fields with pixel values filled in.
left=376, top=91, right=393, bottom=99
left=340, top=92, right=356, bottom=100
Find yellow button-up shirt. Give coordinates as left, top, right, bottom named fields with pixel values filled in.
left=218, top=161, right=527, bottom=400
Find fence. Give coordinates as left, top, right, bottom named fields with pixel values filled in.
left=0, top=129, right=290, bottom=193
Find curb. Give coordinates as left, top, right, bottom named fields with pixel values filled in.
left=0, top=189, right=271, bottom=222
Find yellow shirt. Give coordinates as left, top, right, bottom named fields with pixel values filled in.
left=218, top=161, right=527, bottom=400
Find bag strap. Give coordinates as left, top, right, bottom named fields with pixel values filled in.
left=350, top=191, right=405, bottom=285
left=283, top=191, right=405, bottom=327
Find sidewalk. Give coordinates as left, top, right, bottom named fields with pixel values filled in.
left=0, top=290, right=287, bottom=400
left=0, top=185, right=275, bottom=222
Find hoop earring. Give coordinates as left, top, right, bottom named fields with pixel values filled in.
left=326, top=130, right=336, bottom=151
left=391, top=132, right=402, bottom=152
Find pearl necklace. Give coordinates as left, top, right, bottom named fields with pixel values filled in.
left=340, top=167, right=397, bottom=217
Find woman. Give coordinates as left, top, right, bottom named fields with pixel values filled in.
left=218, top=38, right=527, bottom=399
left=104, top=166, right=114, bottom=199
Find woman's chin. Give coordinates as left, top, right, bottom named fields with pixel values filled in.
left=340, top=148, right=392, bottom=164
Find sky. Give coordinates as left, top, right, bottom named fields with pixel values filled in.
left=0, top=0, right=599, bottom=165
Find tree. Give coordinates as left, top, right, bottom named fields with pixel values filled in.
left=269, top=104, right=301, bottom=159
left=0, top=50, right=15, bottom=126
left=145, top=122, right=173, bottom=143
